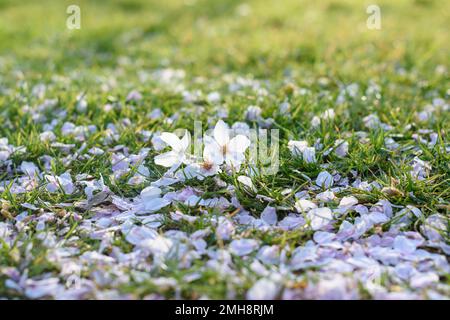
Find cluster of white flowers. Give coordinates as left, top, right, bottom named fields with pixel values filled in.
left=154, top=120, right=251, bottom=180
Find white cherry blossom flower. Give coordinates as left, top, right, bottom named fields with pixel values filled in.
left=179, top=143, right=222, bottom=180
left=203, top=120, right=250, bottom=169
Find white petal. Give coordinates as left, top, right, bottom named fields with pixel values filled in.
left=180, top=131, right=191, bottom=151
left=142, top=198, right=170, bottom=212
left=334, top=139, right=349, bottom=158
left=177, top=165, right=201, bottom=180
left=213, top=120, right=230, bottom=146
left=230, top=239, right=259, bottom=256
left=339, top=196, right=358, bottom=207
left=295, top=199, right=317, bottom=212
left=316, top=171, right=334, bottom=189
left=307, top=207, right=333, bottom=230
left=21, top=161, right=39, bottom=176
left=154, top=151, right=179, bottom=167
left=160, top=132, right=182, bottom=151
left=261, top=206, right=277, bottom=225
left=237, top=175, right=256, bottom=192
left=125, top=226, right=158, bottom=246
left=225, top=152, right=245, bottom=168
left=393, top=236, right=417, bottom=254
left=140, top=186, right=162, bottom=201
left=247, top=279, right=278, bottom=300
left=203, top=137, right=224, bottom=165
left=228, top=135, right=250, bottom=153
left=288, top=140, right=308, bottom=156
left=216, top=217, right=235, bottom=240
left=313, top=231, right=335, bottom=244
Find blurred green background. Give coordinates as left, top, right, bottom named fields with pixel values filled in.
left=0, top=0, right=448, bottom=83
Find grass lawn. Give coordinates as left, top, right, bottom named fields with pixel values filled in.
left=0, top=0, right=449, bottom=299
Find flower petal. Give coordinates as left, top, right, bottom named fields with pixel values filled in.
left=180, top=131, right=191, bottom=151
left=213, top=120, right=230, bottom=146
left=203, top=136, right=224, bottom=165
left=142, top=198, right=170, bottom=213
left=225, top=152, right=245, bottom=168
left=154, top=151, right=179, bottom=167
left=160, top=132, right=182, bottom=151
left=140, top=186, right=162, bottom=201
left=227, top=134, right=250, bottom=153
